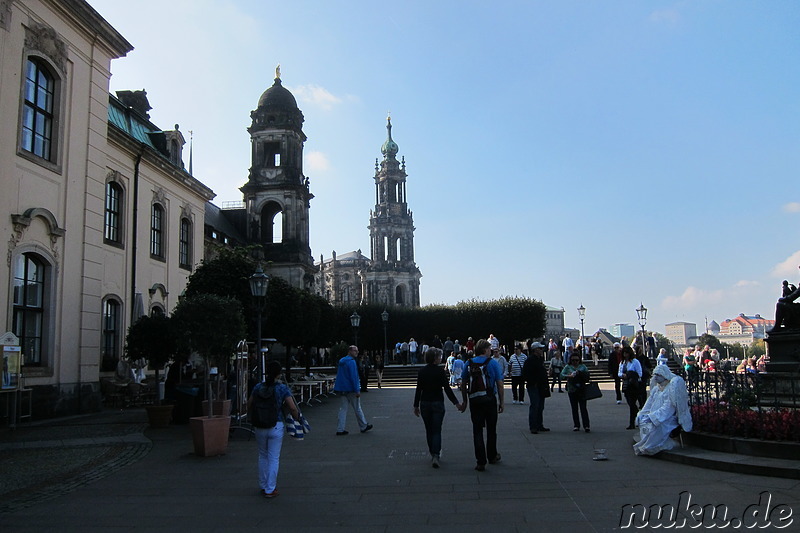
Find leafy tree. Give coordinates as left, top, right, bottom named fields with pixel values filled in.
left=697, top=333, right=723, bottom=351
left=747, top=338, right=766, bottom=358
left=125, top=314, right=176, bottom=405
left=172, top=293, right=245, bottom=416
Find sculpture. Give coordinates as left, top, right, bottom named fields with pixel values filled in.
left=768, top=267, right=800, bottom=333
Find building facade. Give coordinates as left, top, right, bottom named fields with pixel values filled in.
left=717, top=313, right=774, bottom=346
left=1, top=0, right=213, bottom=419
left=664, top=322, right=698, bottom=346
left=316, top=117, right=422, bottom=307
left=609, top=323, right=635, bottom=339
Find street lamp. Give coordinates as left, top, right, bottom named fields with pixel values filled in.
left=350, top=311, right=361, bottom=346
left=578, top=304, right=586, bottom=361
left=249, top=265, right=269, bottom=382
left=381, top=309, right=389, bottom=361
left=636, top=302, right=647, bottom=359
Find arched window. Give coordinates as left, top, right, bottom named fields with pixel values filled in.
left=101, top=297, right=122, bottom=372
left=150, top=305, right=165, bottom=317
left=395, top=284, right=406, bottom=306
left=150, top=204, right=164, bottom=259
left=179, top=217, right=191, bottom=269
left=260, top=202, right=283, bottom=244
left=12, top=253, right=48, bottom=366
left=104, top=182, right=123, bottom=245
left=21, top=58, right=55, bottom=161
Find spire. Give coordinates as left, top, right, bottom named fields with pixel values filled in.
left=380, top=115, right=399, bottom=159
left=188, top=129, right=193, bottom=175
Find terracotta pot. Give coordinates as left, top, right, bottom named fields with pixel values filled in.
left=201, top=399, right=231, bottom=417
left=145, top=404, right=174, bottom=428
left=189, top=415, right=231, bottom=457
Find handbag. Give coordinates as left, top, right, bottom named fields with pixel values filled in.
left=583, top=382, right=602, bottom=401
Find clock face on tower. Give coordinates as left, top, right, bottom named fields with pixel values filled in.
left=260, top=168, right=278, bottom=180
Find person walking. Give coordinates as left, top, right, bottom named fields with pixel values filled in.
left=248, top=360, right=299, bottom=498
left=409, top=338, right=419, bottom=365
left=549, top=350, right=565, bottom=392
left=413, top=348, right=463, bottom=468
left=507, top=345, right=527, bottom=404
left=460, top=339, right=505, bottom=471
left=333, top=345, right=373, bottom=435
left=450, top=353, right=465, bottom=387
left=522, top=345, right=550, bottom=433
left=374, top=351, right=385, bottom=389
left=618, top=346, right=643, bottom=430
left=608, top=342, right=623, bottom=404
left=561, top=353, right=591, bottom=432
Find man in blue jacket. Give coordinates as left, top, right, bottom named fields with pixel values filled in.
left=333, top=345, right=373, bottom=435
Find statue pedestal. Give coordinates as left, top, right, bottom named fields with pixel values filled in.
left=765, top=332, right=800, bottom=373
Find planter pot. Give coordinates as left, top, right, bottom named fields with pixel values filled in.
left=145, top=404, right=174, bottom=428
left=189, top=415, right=231, bottom=457
left=201, top=399, right=231, bottom=417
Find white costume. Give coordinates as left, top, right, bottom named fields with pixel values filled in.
left=633, top=365, right=693, bottom=456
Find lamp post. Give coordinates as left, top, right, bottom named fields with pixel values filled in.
left=350, top=311, right=361, bottom=346
left=578, top=304, right=586, bottom=361
left=248, top=265, right=269, bottom=382
left=381, top=309, right=389, bottom=361
left=636, top=302, right=647, bottom=359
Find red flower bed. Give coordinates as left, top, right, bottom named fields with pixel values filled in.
left=691, top=402, right=800, bottom=442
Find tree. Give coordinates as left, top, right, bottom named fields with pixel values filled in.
left=697, top=333, right=723, bottom=351
left=125, top=314, right=176, bottom=405
left=747, top=338, right=766, bottom=359
left=172, top=293, right=245, bottom=416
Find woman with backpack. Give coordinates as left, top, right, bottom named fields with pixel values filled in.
left=248, top=360, right=299, bottom=498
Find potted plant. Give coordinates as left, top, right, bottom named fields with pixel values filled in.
left=125, top=314, right=177, bottom=427
left=172, top=293, right=245, bottom=456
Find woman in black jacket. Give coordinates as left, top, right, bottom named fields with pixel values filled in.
left=413, top=348, right=463, bottom=468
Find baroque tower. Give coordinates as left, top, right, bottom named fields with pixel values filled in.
left=363, top=117, right=422, bottom=306
left=240, top=67, right=315, bottom=289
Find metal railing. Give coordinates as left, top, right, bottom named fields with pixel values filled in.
left=680, top=368, right=800, bottom=441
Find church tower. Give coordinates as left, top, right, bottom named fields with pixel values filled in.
left=240, top=67, right=315, bottom=289
left=364, top=117, right=422, bottom=306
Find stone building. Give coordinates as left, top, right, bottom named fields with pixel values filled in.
left=1, top=0, right=213, bottom=418
left=316, top=117, right=422, bottom=307
left=205, top=69, right=316, bottom=290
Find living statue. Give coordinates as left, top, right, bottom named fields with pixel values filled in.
left=633, top=365, right=692, bottom=456
left=768, top=269, right=800, bottom=333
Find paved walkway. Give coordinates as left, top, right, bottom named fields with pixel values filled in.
left=2, top=383, right=799, bottom=532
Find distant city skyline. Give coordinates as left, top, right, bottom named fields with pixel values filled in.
left=88, top=0, right=798, bottom=335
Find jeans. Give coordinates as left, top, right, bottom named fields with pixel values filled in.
left=510, top=376, right=525, bottom=402
left=337, top=392, right=368, bottom=432
left=625, top=390, right=639, bottom=427
left=568, top=392, right=590, bottom=429
left=419, top=400, right=445, bottom=456
left=255, top=422, right=284, bottom=493
left=527, top=387, right=545, bottom=430
left=469, top=397, right=498, bottom=466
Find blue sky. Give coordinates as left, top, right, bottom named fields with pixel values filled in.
left=88, top=0, right=800, bottom=336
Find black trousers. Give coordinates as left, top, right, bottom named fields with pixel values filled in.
left=469, top=397, right=498, bottom=466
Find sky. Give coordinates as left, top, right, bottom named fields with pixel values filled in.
left=87, top=0, right=800, bottom=336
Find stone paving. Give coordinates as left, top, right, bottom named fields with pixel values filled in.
left=2, top=383, right=799, bottom=532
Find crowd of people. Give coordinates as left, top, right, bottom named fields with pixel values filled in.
left=248, top=332, right=698, bottom=498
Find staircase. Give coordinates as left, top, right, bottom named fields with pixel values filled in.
left=313, top=358, right=683, bottom=390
